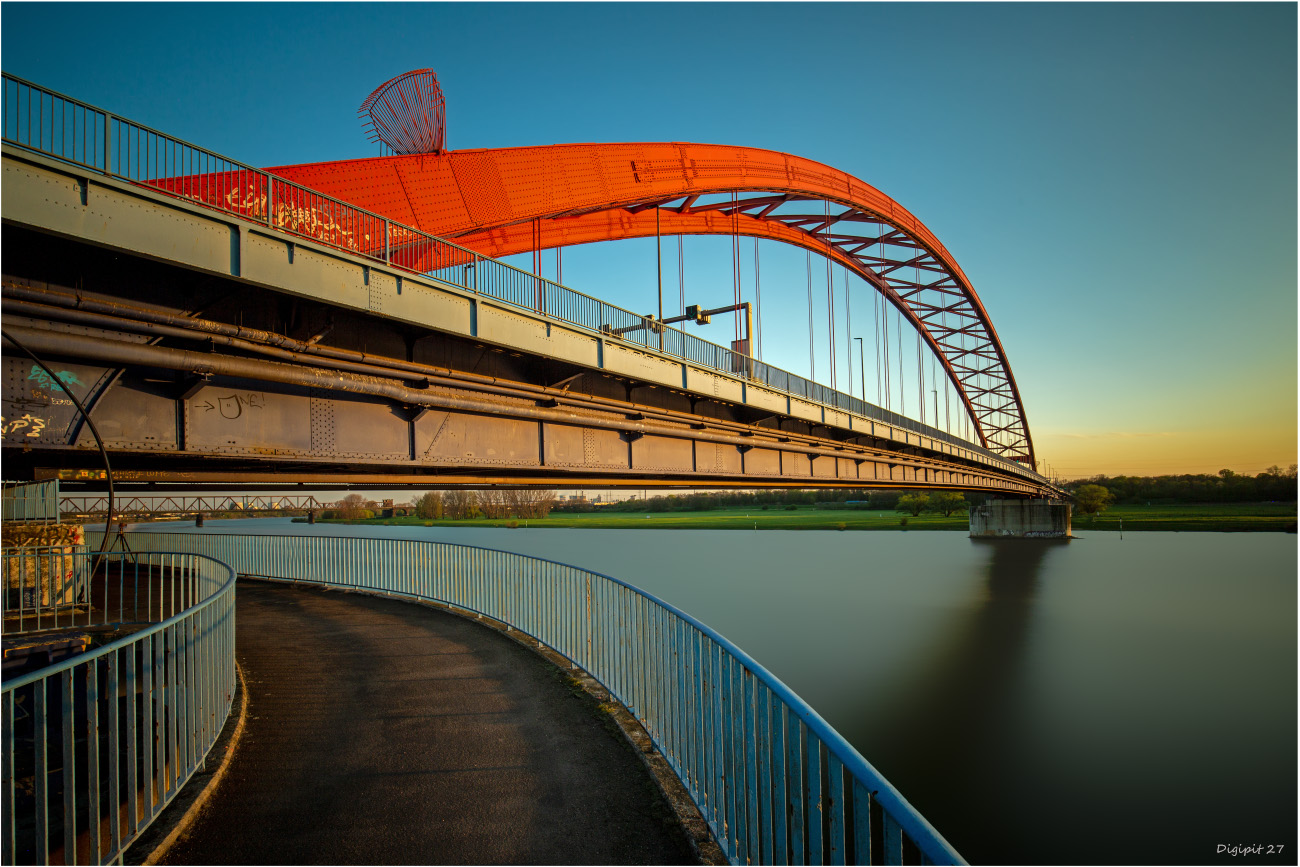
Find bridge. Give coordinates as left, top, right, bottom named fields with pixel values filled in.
left=0, top=70, right=1073, bottom=867
left=0, top=73, right=1061, bottom=502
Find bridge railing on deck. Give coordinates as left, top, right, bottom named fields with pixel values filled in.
left=100, top=530, right=965, bottom=866
left=1, top=549, right=237, bottom=866
left=2, top=481, right=60, bottom=524
left=0, top=72, right=1042, bottom=486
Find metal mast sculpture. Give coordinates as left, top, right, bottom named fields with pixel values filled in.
left=359, top=69, right=446, bottom=155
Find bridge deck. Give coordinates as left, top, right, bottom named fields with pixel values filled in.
left=157, top=581, right=697, bottom=865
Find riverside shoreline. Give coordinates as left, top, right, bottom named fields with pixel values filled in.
left=309, top=503, right=1298, bottom=533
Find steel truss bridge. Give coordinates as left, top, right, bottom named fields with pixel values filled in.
left=0, top=74, right=1061, bottom=499
left=59, top=495, right=327, bottom=519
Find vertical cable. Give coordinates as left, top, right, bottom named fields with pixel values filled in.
left=917, top=329, right=925, bottom=425
left=931, top=347, right=938, bottom=432
left=754, top=238, right=762, bottom=360
left=678, top=235, right=685, bottom=316
left=656, top=206, right=663, bottom=343
left=806, top=251, right=815, bottom=381
left=732, top=193, right=741, bottom=343
left=881, top=287, right=891, bottom=410
left=896, top=298, right=905, bottom=417
left=874, top=282, right=883, bottom=408
left=824, top=199, right=836, bottom=390
left=845, top=265, right=852, bottom=398
left=916, top=255, right=924, bottom=423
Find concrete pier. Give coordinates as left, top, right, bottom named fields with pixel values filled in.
left=970, top=498, right=1071, bottom=538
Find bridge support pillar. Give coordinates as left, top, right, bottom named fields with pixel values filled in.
left=970, top=498, right=1071, bottom=539
left=195, top=513, right=205, bottom=528
left=307, top=510, right=317, bottom=524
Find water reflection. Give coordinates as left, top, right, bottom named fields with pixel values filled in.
left=855, top=539, right=1065, bottom=865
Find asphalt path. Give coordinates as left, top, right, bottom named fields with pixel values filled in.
left=160, top=580, right=696, bottom=865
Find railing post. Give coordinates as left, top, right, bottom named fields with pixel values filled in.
left=264, top=171, right=273, bottom=227
left=103, top=111, right=113, bottom=175
left=384, top=219, right=390, bottom=264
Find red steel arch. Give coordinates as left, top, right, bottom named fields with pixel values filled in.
left=270, top=143, right=1036, bottom=465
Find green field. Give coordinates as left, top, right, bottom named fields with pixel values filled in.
left=1068, top=502, right=1296, bottom=533
left=329, top=502, right=1297, bottom=533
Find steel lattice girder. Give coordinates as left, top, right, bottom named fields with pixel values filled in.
left=269, top=142, right=1036, bottom=465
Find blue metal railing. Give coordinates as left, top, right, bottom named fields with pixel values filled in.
left=99, top=530, right=965, bottom=865
left=1, top=549, right=237, bottom=865
left=0, top=544, right=90, bottom=625
left=0, top=72, right=1045, bottom=488
left=2, top=481, right=60, bottom=523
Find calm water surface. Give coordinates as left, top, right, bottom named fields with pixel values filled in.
left=143, top=519, right=1296, bottom=865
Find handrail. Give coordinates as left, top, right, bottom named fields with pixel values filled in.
left=2, top=480, right=60, bottom=523
left=1, top=550, right=237, bottom=865
left=98, top=530, right=966, bottom=865
left=0, top=71, right=1046, bottom=488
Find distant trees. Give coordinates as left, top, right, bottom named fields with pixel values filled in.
left=928, top=492, right=968, bottom=517
left=412, top=489, right=556, bottom=520
left=896, top=494, right=929, bottom=516
left=443, top=490, right=478, bottom=520
left=337, top=493, right=374, bottom=520
left=1066, top=468, right=1296, bottom=505
left=1073, top=484, right=1114, bottom=516
left=414, top=491, right=444, bottom=519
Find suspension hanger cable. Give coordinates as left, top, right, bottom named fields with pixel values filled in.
left=732, top=192, right=741, bottom=343
left=845, top=265, right=852, bottom=400
left=916, top=255, right=924, bottom=424
left=754, top=237, right=762, bottom=361
left=874, top=278, right=883, bottom=409
left=806, top=250, right=815, bottom=381
left=880, top=280, right=890, bottom=411
left=917, top=328, right=924, bottom=426
left=896, top=293, right=905, bottom=417
left=824, top=198, right=836, bottom=390
left=678, top=235, right=685, bottom=316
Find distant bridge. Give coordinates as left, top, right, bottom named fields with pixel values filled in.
left=59, top=494, right=327, bottom=519
left=0, top=74, right=1061, bottom=499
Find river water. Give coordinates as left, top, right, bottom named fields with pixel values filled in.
left=140, top=519, right=1296, bottom=865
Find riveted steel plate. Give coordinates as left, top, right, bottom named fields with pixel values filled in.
left=416, top=410, right=541, bottom=466
left=186, top=385, right=312, bottom=453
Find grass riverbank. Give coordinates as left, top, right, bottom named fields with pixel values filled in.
left=324, top=502, right=1298, bottom=532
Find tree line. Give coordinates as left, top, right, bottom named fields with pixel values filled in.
left=553, top=488, right=973, bottom=515
left=1063, top=466, right=1297, bottom=505
left=413, top=489, right=557, bottom=520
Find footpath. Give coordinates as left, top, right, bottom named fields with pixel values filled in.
left=151, top=581, right=698, bottom=865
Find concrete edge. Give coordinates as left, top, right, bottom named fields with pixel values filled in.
left=124, top=661, right=250, bottom=866
left=284, top=579, right=728, bottom=866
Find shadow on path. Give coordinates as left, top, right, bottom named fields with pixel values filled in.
left=160, top=581, right=696, bottom=865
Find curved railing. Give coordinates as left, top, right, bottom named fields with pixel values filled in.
left=1, top=549, right=236, bottom=865
left=102, top=531, right=964, bottom=865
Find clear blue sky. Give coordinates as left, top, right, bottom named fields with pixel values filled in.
left=3, top=2, right=1295, bottom=476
